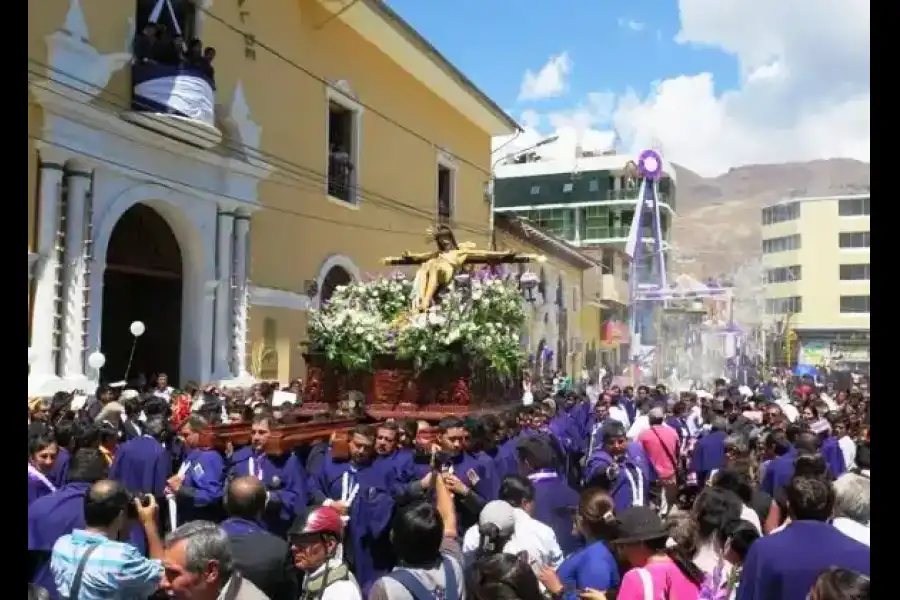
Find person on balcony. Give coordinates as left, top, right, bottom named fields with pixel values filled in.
left=134, top=23, right=159, bottom=64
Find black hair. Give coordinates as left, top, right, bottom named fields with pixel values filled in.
left=438, top=417, right=466, bottom=433
left=692, top=487, right=743, bottom=541
left=720, top=519, right=760, bottom=562
left=476, top=521, right=514, bottom=560
left=854, top=442, right=870, bottom=470
left=66, top=448, right=109, bottom=484
left=28, top=434, right=56, bottom=457
left=144, top=415, right=168, bottom=440
left=515, top=436, right=555, bottom=472
left=498, top=475, right=535, bottom=508
left=793, top=454, right=830, bottom=480
left=53, top=420, right=76, bottom=450
left=83, top=480, right=131, bottom=528
left=811, top=568, right=870, bottom=600
left=785, top=475, right=834, bottom=521
left=391, top=500, right=444, bottom=568
left=468, top=553, right=544, bottom=600
left=74, top=422, right=100, bottom=451
left=794, top=431, right=821, bottom=454
left=601, top=420, right=627, bottom=443
left=711, top=468, right=754, bottom=505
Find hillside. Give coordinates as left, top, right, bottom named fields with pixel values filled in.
left=670, top=159, right=870, bottom=277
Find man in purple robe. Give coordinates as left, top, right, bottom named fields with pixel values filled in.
left=761, top=429, right=818, bottom=497
left=584, top=421, right=648, bottom=513
left=110, top=415, right=172, bottom=500
left=689, top=415, right=729, bottom=487
left=167, top=414, right=227, bottom=526
left=28, top=448, right=108, bottom=599
left=737, top=475, right=869, bottom=600
left=395, top=417, right=491, bottom=536
left=229, top=412, right=308, bottom=537
left=517, top=435, right=583, bottom=554
left=310, top=424, right=395, bottom=592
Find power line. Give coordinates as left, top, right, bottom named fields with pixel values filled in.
left=32, top=64, right=487, bottom=235
left=27, top=60, right=493, bottom=237
left=194, top=4, right=513, bottom=180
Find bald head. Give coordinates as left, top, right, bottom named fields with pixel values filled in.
left=225, top=476, right=267, bottom=519
left=84, top=479, right=130, bottom=528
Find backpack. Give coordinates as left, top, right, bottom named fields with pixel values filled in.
left=384, top=555, right=459, bottom=600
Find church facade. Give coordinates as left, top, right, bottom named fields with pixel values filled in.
left=28, top=0, right=517, bottom=395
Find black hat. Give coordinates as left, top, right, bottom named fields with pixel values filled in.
left=613, top=506, right=668, bottom=544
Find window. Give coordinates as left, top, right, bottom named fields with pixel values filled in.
left=761, top=202, right=801, bottom=225
left=839, top=264, right=870, bottom=281
left=601, top=249, right=615, bottom=274
left=588, top=179, right=600, bottom=192
left=762, top=234, right=801, bottom=254
left=765, top=296, right=802, bottom=314
left=562, top=183, right=574, bottom=193
left=766, top=265, right=801, bottom=283
left=326, top=94, right=361, bottom=204
left=530, top=186, right=541, bottom=195
left=437, top=161, right=455, bottom=222
left=838, top=197, right=870, bottom=216
left=840, top=295, right=870, bottom=314
left=839, top=231, right=870, bottom=248
left=524, top=208, right=575, bottom=240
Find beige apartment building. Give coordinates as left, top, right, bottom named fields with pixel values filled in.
left=760, top=193, right=870, bottom=370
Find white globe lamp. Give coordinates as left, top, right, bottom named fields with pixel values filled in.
left=87, top=351, right=106, bottom=370
left=129, top=321, right=146, bottom=337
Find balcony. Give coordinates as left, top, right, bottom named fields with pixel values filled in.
left=601, top=273, right=630, bottom=305
left=121, top=63, right=223, bottom=149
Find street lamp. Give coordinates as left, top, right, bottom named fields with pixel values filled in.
left=488, top=135, right=560, bottom=249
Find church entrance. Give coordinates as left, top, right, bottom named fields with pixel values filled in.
left=100, top=203, right=183, bottom=385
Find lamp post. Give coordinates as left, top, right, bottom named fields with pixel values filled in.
left=488, top=135, right=560, bottom=249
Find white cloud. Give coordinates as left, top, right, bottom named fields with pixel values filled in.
left=617, top=18, right=646, bottom=32
left=499, top=0, right=869, bottom=176
left=611, top=0, right=870, bottom=175
left=518, top=53, right=572, bottom=101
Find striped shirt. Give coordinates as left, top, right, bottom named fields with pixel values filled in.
left=50, top=529, right=162, bottom=600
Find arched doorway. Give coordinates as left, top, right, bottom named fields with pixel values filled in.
left=320, top=266, right=352, bottom=304
left=100, top=203, right=183, bottom=385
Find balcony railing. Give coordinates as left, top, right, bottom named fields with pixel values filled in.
left=122, top=63, right=223, bottom=149
left=327, top=155, right=354, bottom=203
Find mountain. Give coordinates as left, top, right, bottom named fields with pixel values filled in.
left=670, top=159, right=870, bottom=277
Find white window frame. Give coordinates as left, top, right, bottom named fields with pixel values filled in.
left=436, top=151, right=458, bottom=221
left=325, top=83, right=364, bottom=209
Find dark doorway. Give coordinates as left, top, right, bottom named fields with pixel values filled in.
left=101, top=203, right=183, bottom=386
left=320, top=266, right=352, bottom=304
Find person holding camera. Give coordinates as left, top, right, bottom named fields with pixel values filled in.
left=50, top=480, right=164, bottom=599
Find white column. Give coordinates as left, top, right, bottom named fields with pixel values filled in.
left=231, top=215, right=251, bottom=378
left=60, top=167, right=92, bottom=382
left=213, top=211, right=235, bottom=378
left=29, top=161, right=66, bottom=395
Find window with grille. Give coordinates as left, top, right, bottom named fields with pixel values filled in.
left=766, top=265, right=801, bottom=283
left=839, top=295, right=870, bottom=313
left=437, top=164, right=453, bottom=221
left=839, top=264, right=870, bottom=280
left=839, top=231, right=870, bottom=248
left=762, top=202, right=801, bottom=225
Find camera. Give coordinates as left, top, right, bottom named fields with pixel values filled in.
left=125, top=492, right=153, bottom=519
left=605, top=462, right=620, bottom=482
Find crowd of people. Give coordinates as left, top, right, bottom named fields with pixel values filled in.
left=27, top=370, right=871, bottom=599
left=133, top=21, right=217, bottom=83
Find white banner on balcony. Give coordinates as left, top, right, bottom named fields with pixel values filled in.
left=134, top=73, right=215, bottom=126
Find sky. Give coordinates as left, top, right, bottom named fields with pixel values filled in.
left=386, top=0, right=870, bottom=177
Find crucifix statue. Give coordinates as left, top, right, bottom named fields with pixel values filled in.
left=382, top=225, right=546, bottom=313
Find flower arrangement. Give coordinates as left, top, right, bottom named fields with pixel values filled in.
left=307, top=270, right=527, bottom=375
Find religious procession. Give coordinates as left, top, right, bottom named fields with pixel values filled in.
left=28, top=1, right=870, bottom=599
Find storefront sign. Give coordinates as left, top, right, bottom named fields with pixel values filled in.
left=601, top=321, right=629, bottom=346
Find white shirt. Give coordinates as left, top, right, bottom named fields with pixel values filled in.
left=778, top=401, right=799, bottom=423
left=740, top=504, right=762, bottom=534
left=687, top=406, right=704, bottom=436
left=832, top=517, right=870, bottom=546
left=461, top=508, right=563, bottom=572
left=626, top=414, right=650, bottom=440
left=839, top=436, right=857, bottom=471
left=608, top=405, right=631, bottom=430
left=301, top=556, right=362, bottom=600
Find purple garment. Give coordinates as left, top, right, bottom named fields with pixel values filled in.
left=230, top=447, right=309, bottom=536
left=584, top=450, right=646, bottom=512
left=820, top=437, right=847, bottom=479
left=109, top=435, right=172, bottom=498
left=528, top=470, right=583, bottom=555
left=49, top=447, right=70, bottom=488
left=760, top=447, right=797, bottom=496
left=28, top=467, right=55, bottom=506
left=689, top=430, right=727, bottom=486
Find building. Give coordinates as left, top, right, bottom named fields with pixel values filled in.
left=492, top=152, right=678, bottom=349
left=495, top=215, right=605, bottom=377
left=492, top=152, right=677, bottom=252
left=28, top=0, right=518, bottom=395
left=760, top=193, right=870, bottom=370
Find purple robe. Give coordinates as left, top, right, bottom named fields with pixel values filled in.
left=110, top=435, right=172, bottom=498
left=49, top=447, right=70, bottom=488
left=760, top=447, right=797, bottom=497
left=689, top=430, right=727, bottom=487
left=584, top=449, right=647, bottom=512
left=820, top=437, right=847, bottom=479
left=28, top=465, right=56, bottom=506
left=229, top=446, right=309, bottom=536
left=174, top=448, right=227, bottom=525
left=311, top=456, right=395, bottom=592
left=527, top=470, right=583, bottom=555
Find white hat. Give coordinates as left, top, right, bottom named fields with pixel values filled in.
left=120, top=389, right=140, bottom=401
left=478, top=500, right=516, bottom=534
